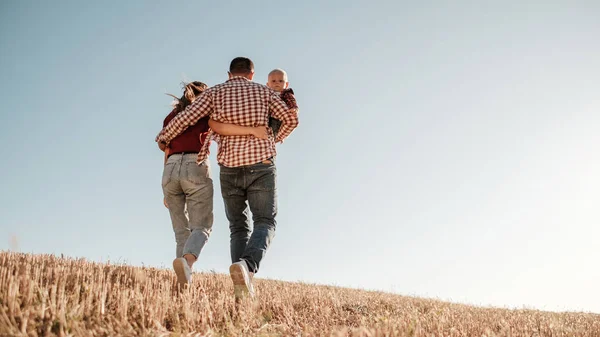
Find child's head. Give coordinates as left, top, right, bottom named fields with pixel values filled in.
left=267, top=69, right=289, bottom=92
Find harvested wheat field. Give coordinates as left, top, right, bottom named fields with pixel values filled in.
left=0, top=252, right=598, bottom=336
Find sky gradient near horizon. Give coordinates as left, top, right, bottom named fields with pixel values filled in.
left=1, top=1, right=599, bottom=313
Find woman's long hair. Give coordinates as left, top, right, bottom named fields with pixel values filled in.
left=168, top=81, right=208, bottom=113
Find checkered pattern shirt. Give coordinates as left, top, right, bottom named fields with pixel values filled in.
left=156, top=77, right=299, bottom=167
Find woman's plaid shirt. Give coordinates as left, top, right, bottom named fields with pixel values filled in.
left=156, top=77, right=299, bottom=167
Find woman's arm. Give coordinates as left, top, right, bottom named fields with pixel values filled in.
left=209, top=119, right=268, bottom=139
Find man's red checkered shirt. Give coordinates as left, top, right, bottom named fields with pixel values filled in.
left=156, top=77, right=299, bottom=167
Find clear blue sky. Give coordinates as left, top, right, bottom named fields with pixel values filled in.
left=1, top=1, right=599, bottom=313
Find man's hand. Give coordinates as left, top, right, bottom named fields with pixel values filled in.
left=251, top=126, right=269, bottom=140
left=158, top=141, right=167, bottom=151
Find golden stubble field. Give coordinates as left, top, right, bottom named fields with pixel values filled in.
left=0, top=252, right=598, bottom=336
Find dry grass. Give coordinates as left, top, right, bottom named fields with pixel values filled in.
left=0, top=252, right=598, bottom=336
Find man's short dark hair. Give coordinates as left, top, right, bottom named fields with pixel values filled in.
left=229, top=57, right=254, bottom=75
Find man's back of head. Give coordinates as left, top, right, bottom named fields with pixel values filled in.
left=229, top=57, right=254, bottom=79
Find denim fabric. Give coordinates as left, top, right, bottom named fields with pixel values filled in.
left=219, top=160, right=277, bottom=274
left=162, top=154, right=213, bottom=258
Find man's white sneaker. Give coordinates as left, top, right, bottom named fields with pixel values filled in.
left=173, top=257, right=192, bottom=287
left=229, top=260, right=255, bottom=299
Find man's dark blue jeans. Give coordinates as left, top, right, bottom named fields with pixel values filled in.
left=219, top=160, right=277, bottom=274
